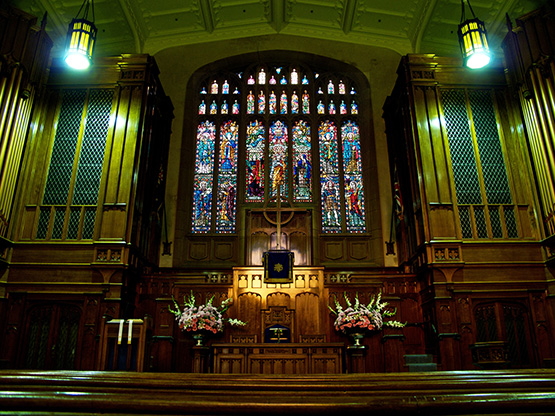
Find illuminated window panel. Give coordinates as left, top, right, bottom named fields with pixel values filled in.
left=192, top=121, right=215, bottom=233
left=194, top=67, right=366, bottom=236
left=269, top=120, right=288, bottom=198
left=319, top=120, right=341, bottom=233
left=342, top=121, right=366, bottom=232
left=246, top=120, right=265, bottom=202
left=216, top=121, right=238, bottom=233
left=292, top=120, right=312, bottom=202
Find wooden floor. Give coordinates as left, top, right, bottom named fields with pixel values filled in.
left=1, top=369, right=555, bottom=415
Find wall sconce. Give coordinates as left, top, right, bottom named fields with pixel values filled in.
left=458, top=0, right=491, bottom=69
left=64, top=0, right=97, bottom=70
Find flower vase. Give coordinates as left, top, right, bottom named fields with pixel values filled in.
left=192, top=332, right=206, bottom=347
left=349, top=332, right=366, bottom=348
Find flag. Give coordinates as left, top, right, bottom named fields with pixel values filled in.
left=393, top=165, right=404, bottom=221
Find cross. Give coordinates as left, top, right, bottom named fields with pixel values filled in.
left=251, top=184, right=304, bottom=250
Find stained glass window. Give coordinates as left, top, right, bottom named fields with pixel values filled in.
left=293, top=120, right=312, bottom=202
left=319, top=120, right=341, bottom=233
left=269, top=91, right=277, bottom=114
left=342, top=121, right=366, bottom=232
left=246, top=120, right=265, bottom=202
left=216, top=121, right=238, bottom=233
left=269, top=120, right=288, bottom=198
left=192, top=121, right=215, bottom=233
left=258, top=91, right=265, bottom=114
left=291, top=91, right=299, bottom=114
left=194, top=65, right=366, bottom=235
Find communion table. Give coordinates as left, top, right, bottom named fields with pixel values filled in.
left=211, top=342, right=344, bottom=374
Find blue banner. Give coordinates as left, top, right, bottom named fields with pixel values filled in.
left=263, top=250, right=294, bottom=283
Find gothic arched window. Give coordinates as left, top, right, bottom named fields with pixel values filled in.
left=191, top=62, right=367, bottom=235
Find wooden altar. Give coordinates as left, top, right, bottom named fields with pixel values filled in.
left=212, top=342, right=344, bottom=374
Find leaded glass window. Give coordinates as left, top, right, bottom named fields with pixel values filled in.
left=192, top=63, right=366, bottom=234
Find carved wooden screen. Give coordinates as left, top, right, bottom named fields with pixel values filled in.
left=35, top=88, right=114, bottom=241
left=22, top=304, right=81, bottom=369
left=475, top=302, right=534, bottom=367
left=441, top=88, right=518, bottom=240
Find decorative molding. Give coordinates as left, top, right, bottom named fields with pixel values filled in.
left=433, top=247, right=461, bottom=262
left=411, top=70, right=435, bottom=80
left=95, top=248, right=123, bottom=263
left=103, top=203, right=127, bottom=212
left=438, top=332, right=460, bottom=340
left=324, top=273, right=352, bottom=284
left=429, top=202, right=453, bottom=211
left=120, top=70, right=146, bottom=81
left=205, top=274, right=231, bottom=284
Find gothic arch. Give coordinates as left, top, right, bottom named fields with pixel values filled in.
left=175, top=51, right=382, bottom=268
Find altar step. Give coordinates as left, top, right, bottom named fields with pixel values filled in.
left=404, top=354, right=438, bottom=372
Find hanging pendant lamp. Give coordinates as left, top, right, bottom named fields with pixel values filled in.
left=64, top=0, right=97, bottom=70
left=458, top=0, right=491, bottom=69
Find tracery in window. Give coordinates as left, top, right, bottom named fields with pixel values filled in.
left=191, top=62, right=367, bottom=235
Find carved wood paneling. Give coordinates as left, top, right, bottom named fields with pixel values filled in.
left=237, top=292, right=261, bottom=337
left=295, top=292, right=320, bottom=340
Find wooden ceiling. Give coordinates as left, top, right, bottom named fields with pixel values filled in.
left=8, top=0, right=547, bottom=59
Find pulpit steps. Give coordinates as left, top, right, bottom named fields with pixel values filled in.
left=404, top=354, right=438, bottom=372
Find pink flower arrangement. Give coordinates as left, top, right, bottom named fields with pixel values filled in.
left=329, top=292, right=405, bottom=334
left=169, top=291, right=246, bottom=334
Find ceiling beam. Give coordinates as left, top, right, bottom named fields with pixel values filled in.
left=270, top=0, right=286, bottom=32
left=198, top=0, right=215, bottom=33
left=341, top=0, right=358, bottom=35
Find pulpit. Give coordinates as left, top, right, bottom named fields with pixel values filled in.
left=98, top=316, right=152, bottom=371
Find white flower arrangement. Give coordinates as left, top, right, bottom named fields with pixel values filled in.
left=328, top=292, right=405, bottom=334
left=169, top=291, right=246, bottom=334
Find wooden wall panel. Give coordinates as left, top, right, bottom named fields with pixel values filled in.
left=295, top=292, right=320, bottom=339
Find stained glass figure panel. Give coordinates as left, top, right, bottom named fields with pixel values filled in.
left=269, top=120, right=288, bottom=198
left=292, top=120, right=312, bottom=202
left=192, top=121, right=215, bottom=232
left=246, top=120, right=265, bottom=202
left=319, top=120, right=341, bottom=232
left=342, top=122, right=366, bottom=232
left=195, top=66, right=365, bottom=236
left=216, top=121, right=238, bottom=233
